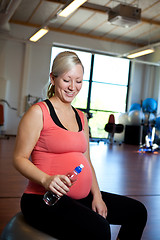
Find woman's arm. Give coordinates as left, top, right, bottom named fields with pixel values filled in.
left=13, top=104, right=71, bottom=197
left=83, top=114, right=108, bottom=218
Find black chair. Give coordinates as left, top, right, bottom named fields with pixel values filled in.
left=0, top=212, right=58, bottom=240
left=104, top=114, right=124, bottom=145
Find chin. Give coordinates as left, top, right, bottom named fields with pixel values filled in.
left=63, top=98, right=74, bottom=103
left=64, top=96, right=75, bottom=102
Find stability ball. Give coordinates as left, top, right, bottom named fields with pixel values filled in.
left=0, top=212, right=58, bottom=240
left=118, top=112, right=129, bottom=125
left=142, top=113, right=156, bottom=124
left=142, top=98, right=157, bottom=113
left=129, top=103, right=141, bottom=112
left=155, top=117, right=160, bottom=130
left=128, top=110, right=143, bottom=126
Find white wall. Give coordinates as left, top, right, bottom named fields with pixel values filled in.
left=0, top=39, right=24, bottom=134
left=128, top=62, right=160, bottom=110
left=0, top=37, right=52, bottom=134
left=0, top=23, right=160, bottom=135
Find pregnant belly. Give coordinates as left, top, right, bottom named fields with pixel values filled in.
left=66, top=154, right=93, bottom=199
left=32, top=151, right=93, bottom=199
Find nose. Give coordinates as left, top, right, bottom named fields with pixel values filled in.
left=68, top=80, right=75, bottom=90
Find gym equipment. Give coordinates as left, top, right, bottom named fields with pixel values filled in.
left=142, top=98, right=157, bottom=113
left=143, top=112, right=156, bottom=124
left=0, top=104, right=9, bottom=139
left=118, top=112, right=129, bottom=125
left=155, top=116, right=160, bottom=130
left=104, top=114, right=124, bottom=145
left=128, top=110, right=144, bottom=126
left=129, top=103, right=141, bottom=112
left=139, top=112, right=159, bottom=153
left=0, top=99, right=17, bottom=139
left=124, top=125, right=141, bottom=145
left=0, top=212, right=58, bottom=240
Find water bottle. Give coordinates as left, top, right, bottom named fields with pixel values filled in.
left=43, top=164, right=84, bottom=206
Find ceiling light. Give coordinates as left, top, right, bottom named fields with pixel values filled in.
left=58, top=0, right=87, bottom=17
left=127, top=48, right=155, bottom=59
left=29, top=28, right=49, bottom=42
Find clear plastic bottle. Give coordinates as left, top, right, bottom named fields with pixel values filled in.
left=43, top=164, right=84, bottom=206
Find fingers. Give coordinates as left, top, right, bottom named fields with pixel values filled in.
left=98, top=205, right=108, bottom=218
left=61, top=175, right=72, bottom=187
left=100, top=208, right=108, bottom=218
left=92, top=199, right=108, bottom=219
left=49, top=175, right=71, bottom=197
left=93, top=207, right=107, bottom=218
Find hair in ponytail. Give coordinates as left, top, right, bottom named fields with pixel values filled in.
left=47, top=83, right=55, bottom=99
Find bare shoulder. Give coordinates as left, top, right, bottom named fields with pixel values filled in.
left=23, top=104, right=42, bottom=119
left=18, top=104, right=43, bottom=132
left=82, top=112, right=89, bottom=134
left=82, top=112, right=88, bottom=124
left=14, top=104, right=44, bottom=158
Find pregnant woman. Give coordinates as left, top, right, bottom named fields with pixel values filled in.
left=13, top=51, right=147, bottom=240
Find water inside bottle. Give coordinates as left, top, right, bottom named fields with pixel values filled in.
left=43, top=191, right=60, bottom=206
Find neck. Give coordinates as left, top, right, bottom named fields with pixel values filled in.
left=49, top=96, right=72, bottom=110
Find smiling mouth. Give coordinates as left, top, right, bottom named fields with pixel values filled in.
left=65, top=91, right=75, bottom=96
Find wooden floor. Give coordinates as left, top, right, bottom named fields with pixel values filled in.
left=0, top=137, right=160, bottom=239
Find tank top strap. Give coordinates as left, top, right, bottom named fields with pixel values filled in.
left=76, top=109, right=85, bottom=130
left=44, top=99, right=67, bottom=130
left=32, top=101, right=52, bottom=131
left=44, top=99, right=84, bottom=132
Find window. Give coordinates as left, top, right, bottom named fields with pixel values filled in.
left=89, top=54, right=129, bottom=138
left=50, top=46, right=130, bottom=138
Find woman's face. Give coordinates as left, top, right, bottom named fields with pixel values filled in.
left=51, top=64, right=83, bottom=103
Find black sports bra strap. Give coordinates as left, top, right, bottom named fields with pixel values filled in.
left=44, top=99, right=67, bottom=130
left=44, top=99, right=82, bottom=131
left=73, top=108, right=82, bottom=131
left=44, top=99, right=55, bottom=118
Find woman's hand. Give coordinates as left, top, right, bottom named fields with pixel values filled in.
left=44, top=175, right=72, bottom=197
left=92, top=195, right=108, bottom=219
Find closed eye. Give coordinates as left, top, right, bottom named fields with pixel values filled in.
left=63, top=79, right=69, bottom=82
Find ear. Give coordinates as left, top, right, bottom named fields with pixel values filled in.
left=50, top=73, right=55, bottom=85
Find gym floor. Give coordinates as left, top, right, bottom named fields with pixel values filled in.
left=0, top=137, right=160, bottom=239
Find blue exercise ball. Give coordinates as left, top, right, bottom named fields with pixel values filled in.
left=142, top=98, right=157, bottom=113
left=142, top=113, right=156, bottom=124
left=155, top=117, right=160, bottom=130
left=129, top=103, right=141, bottom=112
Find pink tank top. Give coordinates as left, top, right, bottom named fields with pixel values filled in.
left=25, top=102, right=92, bottom=199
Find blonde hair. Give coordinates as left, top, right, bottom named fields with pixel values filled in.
left=47, top=51, right=84, bottom=98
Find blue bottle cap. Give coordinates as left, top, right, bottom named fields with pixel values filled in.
left=75, top=164, right=84, bottom=174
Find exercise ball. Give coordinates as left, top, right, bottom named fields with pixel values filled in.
left=142, top=98, right=157, bottom=113
left=118, top=112, right=129, bottom=125
left=1, top=212, right=58, bottom=240
left=155, top=117, right=160, bottom=130
left=128, top=110, right=143, bottom=126
left=142, top=113, right=156, bottom=124
left=129, top=103, right=141, bottom=112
